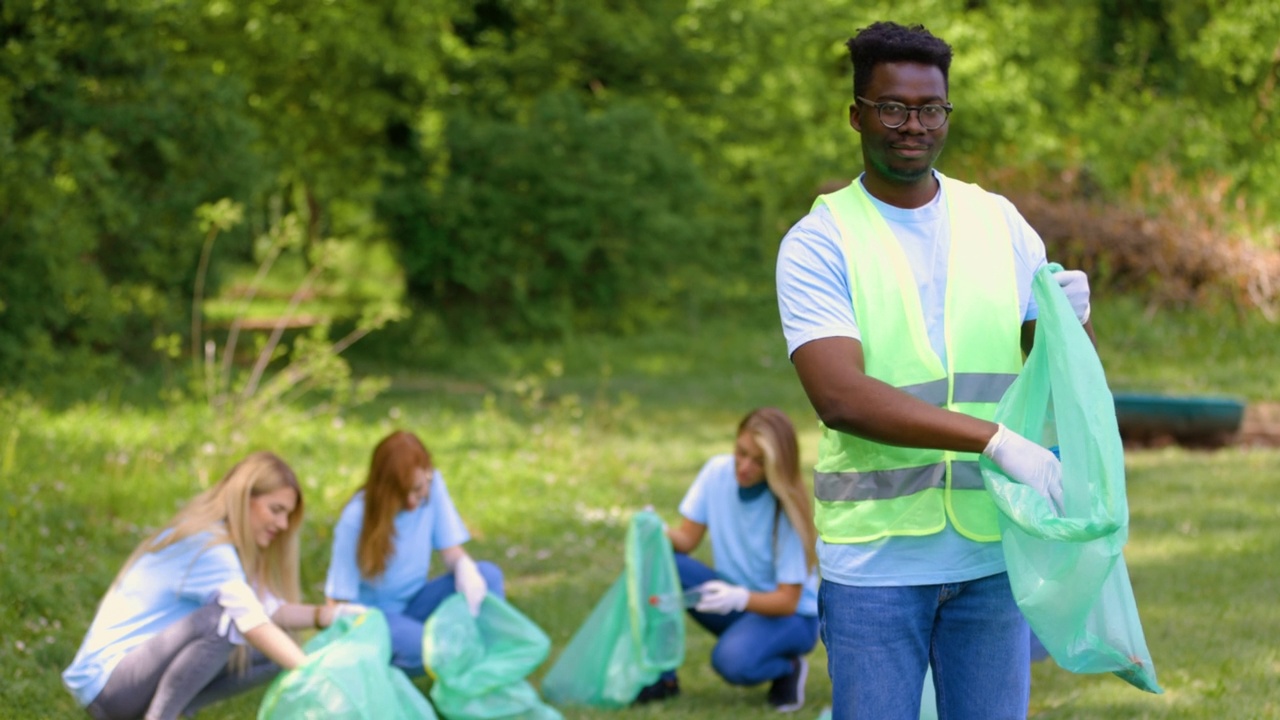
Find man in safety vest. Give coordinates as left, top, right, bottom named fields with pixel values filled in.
left=775, top=21, right=1095, bottom=720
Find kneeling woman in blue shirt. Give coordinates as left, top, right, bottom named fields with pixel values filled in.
left=324, top=430, right=504, bottom=676
left=644, top=407, right=820, bottom=713
left=63, top=451, right=351, bottom=720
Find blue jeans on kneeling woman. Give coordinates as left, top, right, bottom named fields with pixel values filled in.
left=666, top=553, right=818, bottom=686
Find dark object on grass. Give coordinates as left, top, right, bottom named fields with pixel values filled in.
left=1112, top=392, right=1246, bottom=448
left=632, top=675, right=680, bottom=705
left=767, top=657, right=808, bottom=712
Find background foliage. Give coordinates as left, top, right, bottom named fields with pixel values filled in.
left=3, top=0, right=1278, bottom=393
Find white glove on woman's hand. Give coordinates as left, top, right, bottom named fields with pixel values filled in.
left=983, top=423, right=1065, bottom=514
left=1054, top=269, right=1091, bottom=324
left=333, top=603, right=368, bottom=620
left=453, top=556, right=488, bottom=617
left=694, top=580, right=750, bottom=615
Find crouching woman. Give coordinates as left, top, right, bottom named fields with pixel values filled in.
left=324, top=430, right=505, bottom=677
left=63, top=451, right=343, bottom=720
left=644, top=408, right=820, bottom=713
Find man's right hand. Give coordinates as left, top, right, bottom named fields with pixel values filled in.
left=982, top=423, right=1064, bottom=514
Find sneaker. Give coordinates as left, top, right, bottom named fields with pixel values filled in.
left=767, top=656, right=808, bottom=713
left=632, top=674, right=680, bottom=705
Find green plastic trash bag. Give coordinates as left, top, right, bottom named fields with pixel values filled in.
left=258, top=608, right=437, bottom=720
left=423, top=593, right=563, bottom=720
left=540, top=510, right=685, bottom=708
left=979, top=263, right=1162, bottom=693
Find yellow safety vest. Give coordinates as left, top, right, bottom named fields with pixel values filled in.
left=812, top=176, right=1023, bottom=543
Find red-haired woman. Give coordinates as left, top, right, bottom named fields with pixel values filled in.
left=324, top=430, right=504, bottom=676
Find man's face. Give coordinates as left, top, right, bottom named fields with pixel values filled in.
left=850, top=61, right=949, bottom=192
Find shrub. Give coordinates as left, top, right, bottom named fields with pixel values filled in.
left=385, top=92, right=724, bottom=340
left=999, top=164, right=1280, bottom=319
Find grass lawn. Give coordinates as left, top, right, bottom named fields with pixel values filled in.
left=2, top=307, right=1277, bottom=719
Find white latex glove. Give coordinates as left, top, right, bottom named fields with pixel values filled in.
left=1054, top=269, right=1091, bottom=324
left=453, top=556, right=488, bottom=617
left=693, top=580, right=750, bottom=615
left=983, top=423, right=1065, bottom=514
left=333, top=602, right=368, bottom=620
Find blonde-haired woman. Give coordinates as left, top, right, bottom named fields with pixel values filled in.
left=63, top=451, right=355, bottom=720
left=639, top=407, right=820, bottom=713
left=324, top=430, right=504, bottom=676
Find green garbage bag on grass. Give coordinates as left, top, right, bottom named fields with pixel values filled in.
left=540, top=510, right=685, bottom=708
left=258, top=608, right=437, bottom=719
left=979, top=263, right=1162, bottom=693
left=423, top=593, right=562, bottom=720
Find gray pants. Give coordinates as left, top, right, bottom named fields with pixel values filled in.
left=85, top=602, right=280, bottom=720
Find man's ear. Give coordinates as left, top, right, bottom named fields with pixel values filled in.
left=849, top=103, right=862, bottom=132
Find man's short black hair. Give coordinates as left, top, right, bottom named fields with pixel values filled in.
left=846, top=21, right=953, bottom=99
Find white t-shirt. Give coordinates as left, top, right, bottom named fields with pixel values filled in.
left=679, top=454, right=819, bottom=616
left=325, top=469, right=471, bottom=612
left=775, top=171, right=1047, bottom=587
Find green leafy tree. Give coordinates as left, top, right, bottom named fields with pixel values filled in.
left=0, top=0, right=455, bottom=390
left=4, top=0, right=1277, bottom=393
left=0, top=0, right=263, bottom=390
left=388, top=92, right=719, bottom=338
left=194, top=0, right=457, bottom=244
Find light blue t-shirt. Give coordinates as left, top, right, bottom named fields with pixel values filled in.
left=325, top=469, right=471, bottom=613
left=62, top=531, right=249, bottom=707
left=679, top=454, right=820, bottom=616
left=775, top=171, right=1047, bottom=587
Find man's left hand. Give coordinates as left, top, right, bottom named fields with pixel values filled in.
left=1054, top=269, right=1091, bottom=324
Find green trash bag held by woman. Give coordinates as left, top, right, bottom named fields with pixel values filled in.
left=257, top=608, right=438, bottom=719
left=979, top=263, right=1162, bottom=693
left=423, top=593, right=562, bottom=720
left=540, top=509, right=685, bottom=708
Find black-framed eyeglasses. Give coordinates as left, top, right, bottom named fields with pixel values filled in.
left=856, top=96, right=953, bottom=130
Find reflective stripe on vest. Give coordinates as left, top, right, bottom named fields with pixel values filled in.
left=812, top=174, right=1023, bottom=544
left=897, top=373, right=1016, bottom=406
left=815, top=460, right=987, bottom=502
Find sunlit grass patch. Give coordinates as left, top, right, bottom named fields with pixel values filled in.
left=4, top=297, right=1278, bottom=718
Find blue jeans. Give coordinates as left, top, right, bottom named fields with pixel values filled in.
left=819, top=573, right=1030, bottom=720
left=671, top=553, right=819, bottom=685
left=384, top=560, right=505, bottom=676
